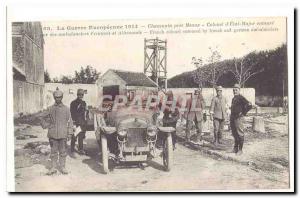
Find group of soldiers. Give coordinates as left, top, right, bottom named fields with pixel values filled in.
left=162, top=83, right=255, bottom=155
left=42, top=84, right=254, bottom=175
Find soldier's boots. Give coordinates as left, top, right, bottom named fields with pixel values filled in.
left=217, top=136, right=222, bottom=144
left=69, top=152, right=77, bottom=159
left=239, top=138, right=244, bottom=150
left=214, top=131, right=223, bottom=145
left=231, top=148, right=238, bottom=154
left=59, top=157, right=69, bottom=175
left=214, top=141, right=219, bottom=147
left=214, top=139, right=222, bottom=146
left=47, top=167, right=57, bottom=175
left=77, top=149, right=86, bottom=155
left=60, top=167, right=69, bottom=175
left=195, top=133, right=204, bottom=145
left=231, top=144, right=238, bottom=153
left=236, top=137, right=244, bottom=155
left=213, top=136, right=218, bottom=145
left=47, top=159, right=58, bottom=175
left=185, top=130, right=191, bottom=143
left=184, top=137, right=191, bottom=146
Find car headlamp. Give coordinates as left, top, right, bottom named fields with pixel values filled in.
left=117, top=129, right=127, bottom=137
left=147, top=126, right=157, bottom=137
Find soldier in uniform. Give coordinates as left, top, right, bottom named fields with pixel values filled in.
left=45, top=89, right=74, bottom=175
left=186, top=88, right=206, bottom=144
left=230, top=84, right=254, bottom=155
left=70, top=89, right=88, bottom=155
left=161, top=90, right=180, bottom=149
left=210, top=86, right=228, bottom=145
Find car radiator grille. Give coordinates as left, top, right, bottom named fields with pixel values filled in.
left=126, top=128, right=147, bottom=147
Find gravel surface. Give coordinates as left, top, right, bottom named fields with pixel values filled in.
left=13, top=112, right=290, bottom=192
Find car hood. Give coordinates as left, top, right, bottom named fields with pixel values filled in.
left=118, top=117, right=149, bottom=129
left=106, top=108, right=155, bottom=128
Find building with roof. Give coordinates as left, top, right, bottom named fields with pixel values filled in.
left=96, top=69, right=158, bottom=102
left=12, top=22, right=45, bottom=116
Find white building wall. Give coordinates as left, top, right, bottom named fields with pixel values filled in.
left=164, top=88, right=256, bottom=107
left=44, top=83, right=98, bottom=109
left=96, top=70, right=127, bottom=99
left=13, top=80, right=44, bottom=115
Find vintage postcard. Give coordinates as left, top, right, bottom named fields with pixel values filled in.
left=7, top=9, right=294, bottom=192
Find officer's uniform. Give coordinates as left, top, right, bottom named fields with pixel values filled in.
left=46, top=89, right=73, bottom=174
left=70, top=89, right=88, bottom=153
left=186, top=90, right=205, bottom=142
left=230, top=84, right=252, bottom=153
left=210, top=86, right=228, bottom=144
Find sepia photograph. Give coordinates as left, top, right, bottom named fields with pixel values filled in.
left=8, top=14, right=293, bottom=192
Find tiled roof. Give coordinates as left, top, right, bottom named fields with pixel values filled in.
left=112, top=70, right=157, bottom=87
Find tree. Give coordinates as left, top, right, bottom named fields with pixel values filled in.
left=60, top=75, right=73, bottom=84
left=73, top=65, right=100, bottom=84
left=191, top=57, right=204, bottom=88
left=230, top=52, right=264, bottom=88
left=170, top=44, right=287, bottom=97
left=191, top=46, right=223, bottom=88
left=50, top=65, right=101, bottom=84
left=52, top=77, right=59, bottom=83
left=44, top=70, right=51, bottom=83
left=206, top=46, right=222, bottom=87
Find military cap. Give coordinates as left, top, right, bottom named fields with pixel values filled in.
left=215, top=86, right=223, bottom=91
left=166, top=90, right=173, bottom=96
left=194, top=88, right=202, bottom=94
left=53, top=88, right=63, bottom=97
left=77, top=89, right=85, bottom=95
left=233, top=84, right=241, bottom=89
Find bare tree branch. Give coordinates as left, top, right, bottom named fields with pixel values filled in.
left=242, top=68, right=264, bottom=84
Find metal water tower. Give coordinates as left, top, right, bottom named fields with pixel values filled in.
left=144, top=38, right=167, bottom=91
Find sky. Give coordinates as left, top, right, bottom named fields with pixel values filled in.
left=42, top=17, right=286, bottom=79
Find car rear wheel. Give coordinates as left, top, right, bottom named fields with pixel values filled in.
left=101, top=134, right=109, bottom=174
left=163, top=133, right=173, bottom=171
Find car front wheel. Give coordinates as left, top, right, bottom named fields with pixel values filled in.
left=162, top=133, right=173, bottom=171
left=101, top=134, right=109, bottom=174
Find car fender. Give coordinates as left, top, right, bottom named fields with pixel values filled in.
left=95, top=126, right=117, bottom=141
left=158, top=126, right=176, bottom=133
left=102, top=126, right=117, bottom=135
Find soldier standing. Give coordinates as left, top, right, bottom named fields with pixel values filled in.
left=186, top=88, right=206, bottom=144
left=70, top=89, right=88, bottom=155
left=210, top=86, right=228, bottom=145
left=46, top=89, right=73, bottom=175
left=230, top=84, right=254, bottom=155
left=162, top=90, right=180, bottom=149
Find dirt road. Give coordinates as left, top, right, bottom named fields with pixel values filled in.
left=15, top=131, right=289, bottom=192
